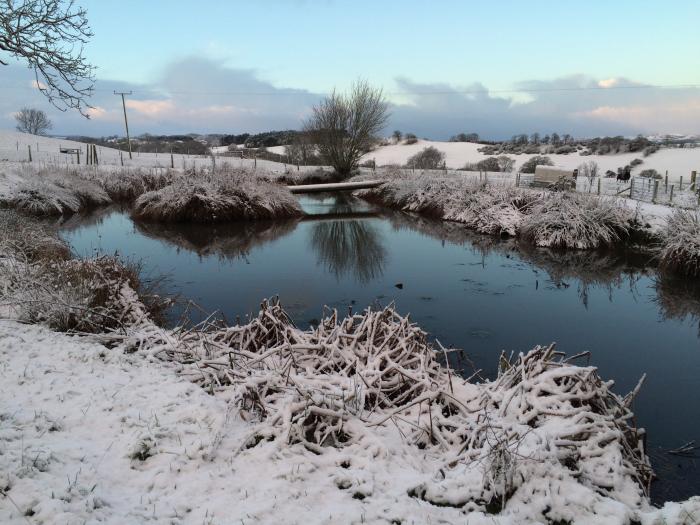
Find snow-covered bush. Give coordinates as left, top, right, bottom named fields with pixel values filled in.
left=639, top=168, right=662, bottom=179
left=659, top=209, right=700, bottom=276
left=132, top=170, right=303, bottom=223
left=405, top=146, right=445, bottom=169
left=519, top=155, right=553, bottom=174
left=520, top=193, right=630, bottom=249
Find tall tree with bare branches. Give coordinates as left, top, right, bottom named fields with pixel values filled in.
left=15, top=107, right=52, bottom=134
left=0, top=0, right=95, bottom=116
left=304, top=80, right=390, bottom=178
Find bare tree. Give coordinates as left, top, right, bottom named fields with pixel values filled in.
left=392, top=130, right=402, bottom=143
left=578, top=160, right=600, bottom=191
left=15, top=107, right=53, bottom=135
left=304, top=80, right=390, bottom=178
left=0, top=0, right=95, bottom=116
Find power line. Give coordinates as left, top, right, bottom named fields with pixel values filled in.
left=2, top=82, right=700, bottom=97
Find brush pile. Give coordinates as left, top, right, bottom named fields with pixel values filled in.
left=102, top=296, right=663, bottom=522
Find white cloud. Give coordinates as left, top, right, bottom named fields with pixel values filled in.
left=1, top=60, right=699, bottom=139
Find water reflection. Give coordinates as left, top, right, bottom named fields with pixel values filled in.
left=306, top=194, right=386, bottom=283
left=133, top=219, right=299, bottom=261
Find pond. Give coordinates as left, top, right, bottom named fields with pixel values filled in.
left=61, top=194, right=700, bottom=504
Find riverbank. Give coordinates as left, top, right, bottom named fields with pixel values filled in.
left=2, top=211, right=700, bottom=524
left=355, top=172, right=700, bottom=275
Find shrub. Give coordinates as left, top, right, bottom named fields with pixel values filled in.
left=643, top=145, right=659, bottom=157
left=406, top=146, right=445, bottom=170
left=404, top=133, right=418, bottom=145
left=497, top=156, right=515, bottom=173
left=630, top=158, right=643, bottom=167
left=659, top=210, right=700, bottom=277
left=520, top=156, right=553, bottom=174
left=638, top=169, right=661, bottom=179
left=5, top=174, right=110, bottom=216
left=474, top=157, right=500, bottom=172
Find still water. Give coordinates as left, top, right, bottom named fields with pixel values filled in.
left=61, top=194, right=700, bottom=503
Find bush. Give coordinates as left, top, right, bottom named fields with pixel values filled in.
left=643, top=145, right=659, bottom=157
left=406, top=146, right=445, bottom=170
left=404, top=133, right=418, bottom=145
left=475, top=157, right=500, bottom=172
left=638, top=169, right=661, bottom=179
left=520, top=156, right=553, bottom=174
left=630, top=158, right=643, bottom=167
left=497, top=156, right=515, bottom=173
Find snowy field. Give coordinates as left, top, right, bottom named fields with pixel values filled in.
left=0, top=130, right=322, bottom=175
left=359, top=140, right=700, bottom=183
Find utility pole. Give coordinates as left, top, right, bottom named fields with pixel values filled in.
left=114, top=91, right=133, bottom=159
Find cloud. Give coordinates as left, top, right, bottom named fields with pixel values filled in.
left=390, top=75, right=700, bottom=139
left=1, top=59, right=699, bottom=139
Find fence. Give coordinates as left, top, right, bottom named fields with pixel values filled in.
left=362, top=166, right=700, bottom=210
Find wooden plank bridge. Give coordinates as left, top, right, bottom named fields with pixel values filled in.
left=287, top=180, right=384, bottom=194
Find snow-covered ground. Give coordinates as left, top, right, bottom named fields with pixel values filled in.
left=359, top=140, right=700, bottom=182
left=0, top=130, right=320, bottom=175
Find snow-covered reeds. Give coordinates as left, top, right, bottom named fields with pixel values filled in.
left=1, top=164, right=111, bottom=216
left=0, top=210, right=167, bottom=332
left=519, top=192, right=630, bottom=249
left=83, top=166, right=177, bottom=202
left=658, top=209, right=700, bottom=276
left=361, top=174, right=633, bottom=249
left=132, top=168, right=303, bottom=223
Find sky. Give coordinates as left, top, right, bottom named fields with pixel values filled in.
left=2, top=0, right=700, bottom=139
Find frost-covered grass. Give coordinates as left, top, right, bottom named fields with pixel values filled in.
left=0, top=210, right=167, bottom=331
left=520, top=192, right=630, bottom=249
left=659, top=209, right=700, bottom=276
left=0, top=164, right=111, bottom=216
left=132, top=169, right=303, bottom=223
left=81, top=166, right=177, bottom=202
left=361, top=174, right=634, bottom=249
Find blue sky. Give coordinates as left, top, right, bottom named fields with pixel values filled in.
left=2, top=0, right=700, bottom=138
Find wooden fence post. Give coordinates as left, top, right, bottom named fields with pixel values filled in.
left=670, top=184, right=674, bottom=204
left=630, top=177, right=635, bottom=198
left=27, top=145, right=32, bottom=162
left=597, top=177, right=601, bottom=195
left=652, top=179, right=659, bottom=203
left=680, top=176, right=683, bottom=190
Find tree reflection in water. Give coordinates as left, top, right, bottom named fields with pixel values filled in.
left=307, top=194, right=386, bottom=283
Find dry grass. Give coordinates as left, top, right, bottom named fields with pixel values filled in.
left=1, top=165, right=111, bottom=216
left=658, top=209, right=700, bottom=276
left=520, top=193, right=630, bottom=249
left=132, top=169, right=303, bottom=223
left=0, top=209, right=169, bottom=332
left=360, top=174, right=631, bottom=248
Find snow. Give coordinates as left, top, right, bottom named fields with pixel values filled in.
left=360, top=139, right=700, bottom=182
left=2, top=318, right=699, bottom=524
left=0, top=130, right=320, bottom=175
left=266, top=145, right=287, bottom=155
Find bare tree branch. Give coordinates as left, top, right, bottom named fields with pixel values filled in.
left=0, top=0, right=96, bottom=116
